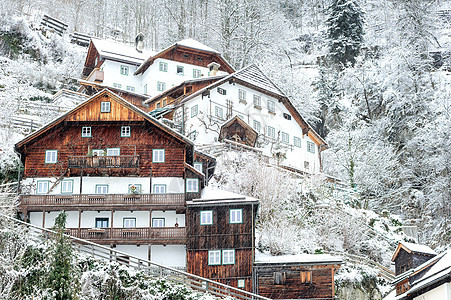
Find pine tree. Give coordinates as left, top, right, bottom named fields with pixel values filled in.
left=47, top=211, right=74, bottom=300
left=326, top=0, right=364, bottom=68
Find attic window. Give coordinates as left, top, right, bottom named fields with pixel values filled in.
left=283, top=113, right=291, bottom=120
left=183, top=54, right=189, bottom=58
left=101, top=101, right=111, bottom=113
left=197, top=57, right=203, bottom=61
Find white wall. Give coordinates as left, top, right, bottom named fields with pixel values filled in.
left=413, top=282, right=451, bottom=300
left=21, top=176, right=185, bottom=195
left=29, top=211, right=79, bottom=228
left=181, top=81, right=322, bottom=173
left=151, top=211, right=186, bottom=227
left=150, top=245, right=186, bottom=268
left=113, top=211, right=149, bottom=227
left=80, top=211, right=111, bottom=228
left=115, top=245, right=149, bottom=261
left=100, top=61, right=142, bottom=93
left=142, top=58, right=228, bottom=97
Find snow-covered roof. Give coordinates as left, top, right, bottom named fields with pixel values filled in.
left=402, top=242, right=437, bottom=256
left=186, top=187, right=259, bottom=206
left=254, top=252, right=342, bottom=265
left=176, top=38, right=219, bottom=54
left=392, top=242, right=437, bottom=262
left=91, top=38, right=155, bottom=65
left=233, top=64, right=287, bottom=97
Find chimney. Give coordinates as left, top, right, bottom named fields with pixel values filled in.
left=135, top=33, right=144, bottom=52
left=207, top=62, right=221, bottom=76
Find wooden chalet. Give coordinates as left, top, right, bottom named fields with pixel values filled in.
left=186, top=189, right=259, bottom=293
left=219, top=115, right=258, bottom=147
left=15, top=89, right=206, bottom=248
left=134, top=38, right=234, bottom=76
left=253, top=253, right=342, bottom=300
left=391, top=242, right=438, bottom=297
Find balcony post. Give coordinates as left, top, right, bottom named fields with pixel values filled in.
left=148, top=209, right=152, bottom=239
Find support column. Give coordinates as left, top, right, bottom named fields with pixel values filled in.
left=78, top=210, right=82, bottom=238
left=42, top=210, right=46, bottom=228
left=110, top=210, right=114, bottom=239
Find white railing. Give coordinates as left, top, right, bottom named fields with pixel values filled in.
left=0, top=212, right=270, bottom=300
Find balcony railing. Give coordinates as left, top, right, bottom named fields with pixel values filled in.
left=64, top=227, right=186, bottom=244
left=19, top=193, right=185, bottom=207
left=68, top=155, right=139, bottom=168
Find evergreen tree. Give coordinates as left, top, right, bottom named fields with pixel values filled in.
left=48, top=211, right=74, bottom=300
left=326, top=0, right=364, bottom=68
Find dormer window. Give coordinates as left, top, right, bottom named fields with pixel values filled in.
left=101, top=101, right=111, bottom=113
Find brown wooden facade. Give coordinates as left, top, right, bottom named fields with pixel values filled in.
left=219, top=116, right=258, bottom=147
left=16, top=90, right=196, bottom=180
left=186, top=199, right=259, bottom=293
left=253, top=261, right=341, bottom=300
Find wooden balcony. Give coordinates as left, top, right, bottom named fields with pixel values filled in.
left=65, top=227, right=186, bottom=245
left=68, top=155, right=139, bottom=169
left=19, top=193, right=185, bottom=210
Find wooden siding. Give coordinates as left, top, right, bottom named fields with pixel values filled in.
left=187, top=250, right=253, bottom=292
left=23, top=121, right=186, bottom=178
left=254, top=264, right=338, bottom=299
left=186, top=204, right=255, bottom=250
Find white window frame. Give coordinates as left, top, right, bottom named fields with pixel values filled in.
left=191, top=105, right=198, bottom=118
left=92, top=149, right=106, bottom=156
left=208, top=250, right=221, bottom=265
left=222, top=249, right=235, bottom=265
left=107, top=148, right=120, bottom=156
left=230, top=209, right=242, bottom=224
left=215, top=106, right=223, bottom=119
left=237, top=279, right=245, bottom=288
left=239, top=89, right=246, bottom=102
left=123, top=218, right=136, bottom=228
left=267, top=126, right=275, bottom=138
left=253, top=95, right=261, bottom=107
left=144, top=84, right=148, bottom=94
left=253, top=120, right=261, bottom=133
left=281, top=132, right=289, bottom=144
left=120, top=65, right=129, bottom=76
left=294, top=136, right=301, bottom=148
left=157, top=81, right=166, bottom=91
left=186, top=178, right=199, bottom=193
left=194, top=162, right=203, bottom=173
left=152, top=149, right=165, bottom=163
left=200, top=210, right=213, bottom=225
left=81, top=126, right=91, bottom=138
left=153, top=184, right=167, bottom=194
left=95, top=184, right=108, bottom=194
left=267, top=100, right=275, bottom=113
left=193, top=69, right=201, bottom=78
left=152, top=218, right=165, bottom=227
left=36, top=181, right=49, bottom=194
left=61, top=179, right=73, bottom=194
left=100, top=101, right=111, bottom=113
left=121, top=126, right=130, bottom=137
left=126, top=86, right=135, bottom=92
left=307, top=141, right=316, bottom=153
left=159, top=62, right=168, bottom=72
left=113, top=83, right=122, bottom=89
left=128, top=184, right=142, bottom=194
left=45, top=150, right=58, bottom=164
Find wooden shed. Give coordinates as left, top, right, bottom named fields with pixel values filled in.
left=253, top=253, right=342, bottom=300
left=219, top=116, right=258, bottom=147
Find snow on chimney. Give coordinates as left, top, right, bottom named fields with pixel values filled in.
left=207, top=62, right=221, bottom=76
left=135, top=33, right=144, bottom=52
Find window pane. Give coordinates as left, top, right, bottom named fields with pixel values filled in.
left=152, top=218, right=165, bottom=227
